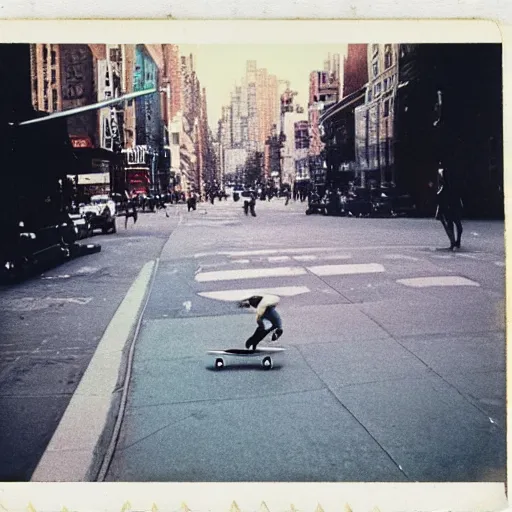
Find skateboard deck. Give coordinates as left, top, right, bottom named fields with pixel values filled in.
left=207, top=347, right=285, bottom=370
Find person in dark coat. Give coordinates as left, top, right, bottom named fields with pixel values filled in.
left=435, top=167, right=463, bottom=250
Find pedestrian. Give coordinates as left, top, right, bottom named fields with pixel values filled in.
left=238, top=294, right=284, bottom=350
left=124, top=199, right=138, bottom=229
left=187, top=193, right=197, bottom=212
left=435, top=166, right=463, bottom=250
left=243, top=191, right=257, bottom=217
left=285, top=188, right=291, bottom=206
left=249, top=191, right=257, bottom=216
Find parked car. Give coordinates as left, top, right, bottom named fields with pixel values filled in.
left=345, top=189, right=373, bottom=217
left=79, top=194, right=117, bottom=234
left=370, top=188, right=417, bottom=217
left=370, top=188, right=394, bottom=217
left=69, top=212, right=92, bottom=239
left=305, top=193, right=327, bottom=215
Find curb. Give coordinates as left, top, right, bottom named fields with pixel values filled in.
left=30, top=259, right=157, bottom=482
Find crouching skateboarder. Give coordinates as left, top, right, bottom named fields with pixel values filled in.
left=238, top=294, right=284, bottom=350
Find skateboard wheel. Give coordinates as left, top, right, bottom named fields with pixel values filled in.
left=262, top=356, right=273, bottom=370
left=215, top=358, right=225, bottom=370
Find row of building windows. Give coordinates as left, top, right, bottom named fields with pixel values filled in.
left=371, top=44, right=394, bottom=78
left=42, top=46, right=57, bottom=66
left=367, top=74, right=396, bottom=103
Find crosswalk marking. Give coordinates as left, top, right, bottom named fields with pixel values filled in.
left=383, top=254, right=419, bottom=261
left=321, top=254, right=353, bottom=260
left=194, top=247, right=345, bottom=258
left=268, top=256, right=291, bottom=262
left=307, top=263, right=385, bottom=277
left=198, top=286, right=310, bottom=301
left=397, top=276, right=480, bottom=287
left=195, top=266, right=307, bottom=282
left=191, top=246, right=490, bottom=301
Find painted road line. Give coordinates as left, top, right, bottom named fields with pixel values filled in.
left=194, top=247, right=346, bottom=258
left=321, top=254, right=352, bottom=260
left=293, top=255, right=318, bottom=262
left=195, top=266, right=307, bottom=282
left=383, top=254, right=419, bottom=261
left=307, top=263, right=385, bottom=277
left=397, top=276, right=480, bottom=287
left=199, top=286, right=310, bottom=301
left=268, top=256, right=291, bottom=262
left=31, top=260, right=156, bottom=482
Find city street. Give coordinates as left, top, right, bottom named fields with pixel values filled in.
left=2, top=199, right=505, bottom=482
left=0, top=207, right=180, bottom=480
left=44, top=198, right=505, bottom=482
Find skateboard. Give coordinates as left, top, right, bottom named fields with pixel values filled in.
left=207, top=347, right=285, bottom=370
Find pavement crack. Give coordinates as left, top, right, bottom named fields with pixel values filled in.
left=305, top=271, right=353, bottom=303
left=293, top=344, right=411, bottom=481
left=362, top=315, right=506, bottom=431
left=118, top=413, right=197, bottom=452
left=132, top=386, right=328, bottom=410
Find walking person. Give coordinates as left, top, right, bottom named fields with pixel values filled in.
left=435, top=166, right=463, bottom=250
left=238, top=294, right=284, bottom=350
left=187, top=192, right=197, bottom=212
left=243, top=191, right=257, bottom=217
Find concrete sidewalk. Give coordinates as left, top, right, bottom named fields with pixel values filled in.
left=103, top=215, right=505, bottom=482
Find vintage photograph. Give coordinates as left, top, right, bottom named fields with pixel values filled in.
left=0, top=40, right=504, bottom=485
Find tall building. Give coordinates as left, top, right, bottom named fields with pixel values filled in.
left=353, top=44, right=399, bottom=188
left=343, top=44, right=368, bottom=98
left=281, top=105, right=307, bottom=186
left=294, top=119, right=310, bottom=186
left=162, top=44, right=182, bottom=191
left=31, top=44, right=97, bottom=146
left=218, top=60, right=280, bottom=181
left=231, top=86, right=243, bottom=147
left=308, top=57, right=342, bottom=189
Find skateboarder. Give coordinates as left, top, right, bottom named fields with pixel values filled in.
left=239, top=294, right=283, bottom=350
left=435, top=166, right=463, bottom=250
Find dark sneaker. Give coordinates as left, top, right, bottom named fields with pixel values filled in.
left=271, top=328, right=283, bottom=342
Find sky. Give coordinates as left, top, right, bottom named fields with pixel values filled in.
left=179, top=45, right=348, bottom=132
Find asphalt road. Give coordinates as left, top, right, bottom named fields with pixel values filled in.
left=99, top=199, right=505, bottom=482
left=0, top=207, right=180, bottom=481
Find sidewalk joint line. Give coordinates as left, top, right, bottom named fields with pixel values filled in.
left=293, top=343, right=411, bottom=481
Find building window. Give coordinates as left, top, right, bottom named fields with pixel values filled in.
left=42, top=46, right=48, bottom=63
left=172, top=133, right=180, bottom=145
left=367, top=88, right=372, bottom=102
left=110, top=47, right=121, bottom=62
left=384, top=44, right=393, bottom=69
left=44, top=98, right=49, bottom=111
left=52, top=89, right=58, bottom=111
left=374, top=82, right=381, bottom=97
left=372, top=62, right=379, bottom=78
left=51, top=69, right=56, bottom=84
left=372, top=44, right=379, bottom=56
left=383, top=99, right=390, bottom=117
left=51, top=50, right=56, bottom=66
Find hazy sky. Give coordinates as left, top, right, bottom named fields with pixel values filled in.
left=179, top=45, right=348, bottom=132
